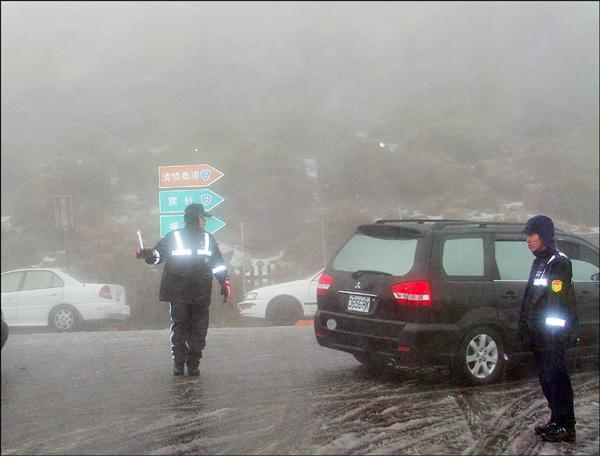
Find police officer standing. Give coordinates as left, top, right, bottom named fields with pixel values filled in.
left=136, top=203, right=231, bottom=377
left=519, top=214, right=578, bottom=442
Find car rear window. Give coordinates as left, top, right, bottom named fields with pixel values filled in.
left=332, top=231, right=418, bottom=276
left=442, top=238, right=484, bottom=276
left=59, top=270, right=83, bottom=283
left=495, top=240, right=531, bottom=280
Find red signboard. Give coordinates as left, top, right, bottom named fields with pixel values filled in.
left=158, top=164, right=224, bottom=188
left=54, top=195, right=73, bottom=229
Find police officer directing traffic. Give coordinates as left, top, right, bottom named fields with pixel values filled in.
left=519, top=214, right=578, bottom=442
left=136, top=203, right=231, bottom=377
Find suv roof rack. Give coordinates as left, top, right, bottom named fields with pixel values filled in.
left=375, top=219, right=518, bottom=228
left=373, top=218, right=570, bottom=233
left=375, top=219, right=465, bottom=225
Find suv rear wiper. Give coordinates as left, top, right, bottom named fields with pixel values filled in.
left=351, top=269, right=393, bottom=279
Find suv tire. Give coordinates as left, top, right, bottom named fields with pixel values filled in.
left=454, top=326, right=506, bottom=386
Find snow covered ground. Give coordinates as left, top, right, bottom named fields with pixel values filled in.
left=1, top=326, right=598, bottom=455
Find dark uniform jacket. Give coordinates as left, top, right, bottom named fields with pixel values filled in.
left=519, top=248, right=578, bottom=349
left=150, top=226, right=228, bottom=303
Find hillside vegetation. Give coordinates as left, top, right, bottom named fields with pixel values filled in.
left=2, top=3, right=598, bottom=327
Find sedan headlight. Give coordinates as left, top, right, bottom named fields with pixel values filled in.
left=244, top=292, right=258, bottom=300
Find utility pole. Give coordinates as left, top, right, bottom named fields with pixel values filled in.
left=241, top=221, right=246, bottom=295
left=304, top=157, right=327, bottom=267
left=55, top=195, right=73, bottom=268
left=320, top=208, right=327, bottom=267
left=63, top=227, right=69, bottom=267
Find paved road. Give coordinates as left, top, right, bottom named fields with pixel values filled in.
left=1, top=326, right=598, bottom=454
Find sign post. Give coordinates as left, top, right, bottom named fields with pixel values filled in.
left=158, top=164, right=224, bottom=188
left=54, top=195, right=73, bottom=262
left=159, top=189, right=224, bottom=213
left=157, top=164, right=225, bottom=236
left=54, top=195, right=73, bottom=230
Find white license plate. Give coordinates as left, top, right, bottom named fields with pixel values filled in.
left=347, top=295, right=371, bottom=313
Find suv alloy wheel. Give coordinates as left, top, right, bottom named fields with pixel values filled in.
left=455, top=326, right=506, bottom=386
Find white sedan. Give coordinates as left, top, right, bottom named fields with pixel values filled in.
left=1, top=268, right=130, bottom=332
left=237, top=270, right=323, bottom=325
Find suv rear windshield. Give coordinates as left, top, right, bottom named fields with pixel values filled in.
left=332, top=230, right=418, bottom=276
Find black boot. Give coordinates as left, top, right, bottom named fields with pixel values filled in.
left=173, top=363, right=184, bottom=376
left=187, top=358, right=200, bottom=377
left=541, top=425, right=576, bottom=443
left=535, top=420, right=557, bottom=435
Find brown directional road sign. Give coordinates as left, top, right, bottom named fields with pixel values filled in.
left=158, top=164, right=224, bottom=188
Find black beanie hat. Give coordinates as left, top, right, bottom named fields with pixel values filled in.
left=183, top=203, right=212, bottom=226
left=523, top=214, right=555, bottom=249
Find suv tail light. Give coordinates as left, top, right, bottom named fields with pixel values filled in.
left=99, top=285, right=112, bottom=300
left=391, top=281, right=432, bottom=306
left=317, top=272, right=334, bottom=295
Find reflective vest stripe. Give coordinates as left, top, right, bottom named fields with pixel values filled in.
left=544, top=252, right=567, bottom=267
left=546, top=317, right=566, bottom=327
left=172, top=231, right=192, bottom=256
left=171, top=230, right=214, bottom=257
left=197, top=233, right=212, bottom=256
left=212, top=265, right=227, bottom=274
left=533, top=252, right=562, bottom=287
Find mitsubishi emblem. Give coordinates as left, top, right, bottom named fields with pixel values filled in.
left=355, top=281, right=362, bottom=289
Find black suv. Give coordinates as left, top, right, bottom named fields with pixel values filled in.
left=314, top=219, right=599, bottom=385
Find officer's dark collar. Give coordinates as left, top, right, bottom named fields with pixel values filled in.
left=184, top=225, right=206, bottom=232
left=533, top=246, right=556, bottom=259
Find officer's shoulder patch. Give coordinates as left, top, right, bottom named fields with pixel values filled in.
left=551, top=279, right=563, bottom=293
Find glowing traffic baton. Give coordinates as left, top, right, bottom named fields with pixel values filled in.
left=136, top=230, right=144, bottom=249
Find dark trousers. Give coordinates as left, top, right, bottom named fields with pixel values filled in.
left=169, top=300, right=210, bottom=369
left=533, top=343, right=575, bottom=427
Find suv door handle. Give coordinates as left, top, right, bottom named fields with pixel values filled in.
left=577, top=290, right=592, bottom=299
left=501, top=291, right=516, bottom=299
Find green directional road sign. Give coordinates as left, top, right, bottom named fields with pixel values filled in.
left=160, top=214, right=226, bottom=237
left=159, top=189, right=224, bottom=213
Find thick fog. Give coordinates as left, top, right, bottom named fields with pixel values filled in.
left=2, top=7, right=599, bottom=454
left=2, top=3, right=598, bottom=153
left=1, top=1, right=598, bottom=325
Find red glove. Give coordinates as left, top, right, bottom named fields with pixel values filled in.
left=221, top=278, right=231, bottom=303
left=135, top=248, right=155, bottom=264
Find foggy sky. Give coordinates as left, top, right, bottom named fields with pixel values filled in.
left=1, top=1, right=599, bottom=208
